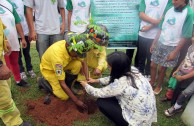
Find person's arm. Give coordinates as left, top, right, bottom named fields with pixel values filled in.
left=25, top=6, right=36, bottom=41
left=94, top=47, right=107, bottom=76
left=66, top=0, right=73, bottom=31
left=16, top=23, right=27, bottom=48
left=139, top=12, right=161, bottom=26
left=166, top=38, right=187, bottom=61
left=59, top=8, right=65, bottom=34
left=175, top=70, right=194, bottom=81
left=0, top=62, right=12, bottom=80
left=68, top=10, right=72, bottom=32
left=59, top=80, right=87, bottom=109
left=150, top=29, right=161, bottom=53
left=81, top=60, right=89, bottom=80
left=80, top=78, right=125, bottom=98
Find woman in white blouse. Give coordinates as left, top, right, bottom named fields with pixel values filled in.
left=80, top=51, right=157, bottom=126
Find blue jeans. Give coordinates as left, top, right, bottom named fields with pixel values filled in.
left=36, top=34, right=64, bottom=59
left=18, top=36, right=32, bottom=72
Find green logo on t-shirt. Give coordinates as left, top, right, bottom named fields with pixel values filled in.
left=78, top=1, right=86, bottom=7
left=150, top=0, right=159, bottom=6
left=167, top=18, right=176, bottom=25
left=0, top=7, right=6, bottom=14
left=12, top=2, right=18, bottom=9
left=51, top=0, right=56, bottom=4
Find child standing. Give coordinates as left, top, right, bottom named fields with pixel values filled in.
left=11, top=0, right=36, bottom=80
left=164, top=42, right=194, bottom=116
left=150, top=0, right=193, bottom=94
left=138, top=0, right=172, bottom=79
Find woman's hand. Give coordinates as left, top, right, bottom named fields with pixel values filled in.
left=80, top=80, right=88, bottom=87
left=175, top=75, right=185, bottom=82
left=87, top=78, right=99, bottom=84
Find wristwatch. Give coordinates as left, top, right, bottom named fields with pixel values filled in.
left=0, top=60, right=3, bottom=67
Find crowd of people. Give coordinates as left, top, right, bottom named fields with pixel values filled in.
left=0, top=0, right=194, bottom=126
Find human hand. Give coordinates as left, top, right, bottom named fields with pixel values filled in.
left=93, top=68, right=101, bottom=76
left=21, top=38, right=27, bottom=48
left=167, top=51, right=176, bottom=61
left=172, top=70, right=178, bottom=77
left=141, top=25, right=152, bottom=32
left=150, top=43, right=155, bottom=53
left=75, top=99, right=88, bottom=112
left=175, top=75, right=185, bottom=81
left=29, top=30, right=37, bottom=41
left=80, top=80, right=88, bottom=87
left=87, top=78, right=98, bottom=84
left=0, top=64, right=12, bottom=80
left=60, top=23, right=65, bottom=34
left=4, top=40, right=11, bottom=55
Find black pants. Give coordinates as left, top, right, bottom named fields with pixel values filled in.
left=96, top=97, right=128, bottom=126
left=171, top=77, right=194, bottom=106
left=126, top=41, right=139, bottom=68
left=138, top=36, right=153, bottom=75
left=18, top=36, right=33, bottom=72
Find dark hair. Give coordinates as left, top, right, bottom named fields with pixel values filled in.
left=185, top=0, right=189, bottom=5
left=107, top=51, right=138, bottom=89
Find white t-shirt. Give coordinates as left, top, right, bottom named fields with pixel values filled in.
left=139, top=0, right=169, bottom=39
left=70, top=0, right=90, bottom=33
left=11, top=0, right=29, bottom=36
left=0, top=0, right=20, bottom=51
left=24, top=0, right=64, bottom=35
left=159, top=6, right=193, bottom=46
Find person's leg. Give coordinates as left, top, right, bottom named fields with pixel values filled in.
left=154, top=66, right=167, bottom=94
left=49, top=34, right=64, bottom=46
left=23, top=36, right=33, bottom=72
left=170, top=78, right=193, bottom=106
left=5, top=52, right=21, bottom=82
left=18, top=39, right=25, bottom=73
left=150, top=61, right=157, bottom=87
left=176, top=80, right=194, bottom=107
left=36, top=34, right=50, bottom=59
left=145, top=39, right=153, bottom=76
left=96, top=97, right=128, bottom=126
left=138, top=36, right=147, bottom=74
left=0, top=80, right=23, bottom=126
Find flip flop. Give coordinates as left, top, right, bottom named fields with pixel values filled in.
left=154, top=87, right=162, bottom=95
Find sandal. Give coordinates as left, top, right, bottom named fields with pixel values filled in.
left=154, top=87, right=162, bottom=95
left=164, top=106, right=183, bottom=117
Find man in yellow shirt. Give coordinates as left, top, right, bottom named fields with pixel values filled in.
left=39, top=33, right=101, bottom=110
left=0, top=18, right=33, bottom=126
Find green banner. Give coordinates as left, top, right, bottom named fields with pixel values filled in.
left=91, top=0, right=140, bottom=47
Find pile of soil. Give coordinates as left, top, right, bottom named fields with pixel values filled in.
left=26, top=95, right=98, bottom=126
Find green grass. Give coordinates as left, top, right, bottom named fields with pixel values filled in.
left=0, top=43, right=186, bottom=126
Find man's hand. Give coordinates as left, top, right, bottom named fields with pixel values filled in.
left=21, top=38, right=27, bottom=48
left=29, top=30, right=37, bottom=41
left=150, top=43, right=155, bottom=53
left=93, top=68, right=101, bottom=76
left=60, top=23, right=65, bottom=34
left=167, top=51, right=177, bottom=61
left=75, top=99, right=88, bottom=111
left=0, top=64, right=12, bottom=80
left=4, top=40, right=11, bottom=55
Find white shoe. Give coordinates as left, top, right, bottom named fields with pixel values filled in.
left=28, top=70, right=36, bottom=78
left=20, top=72, right=27, bottom=80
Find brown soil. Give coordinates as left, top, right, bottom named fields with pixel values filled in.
left=26, top=95, right=98, bottom=126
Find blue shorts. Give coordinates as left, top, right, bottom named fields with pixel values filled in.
left=151, top=42, right=179, bottom=67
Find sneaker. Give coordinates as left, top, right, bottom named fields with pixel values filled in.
left=164, top=106, right=183, bottom=117
left=16, top=79, right=30, bottom=87
left=28, top=70, right=36, bottom=78
left=20, top=72, right=27, bottom=80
